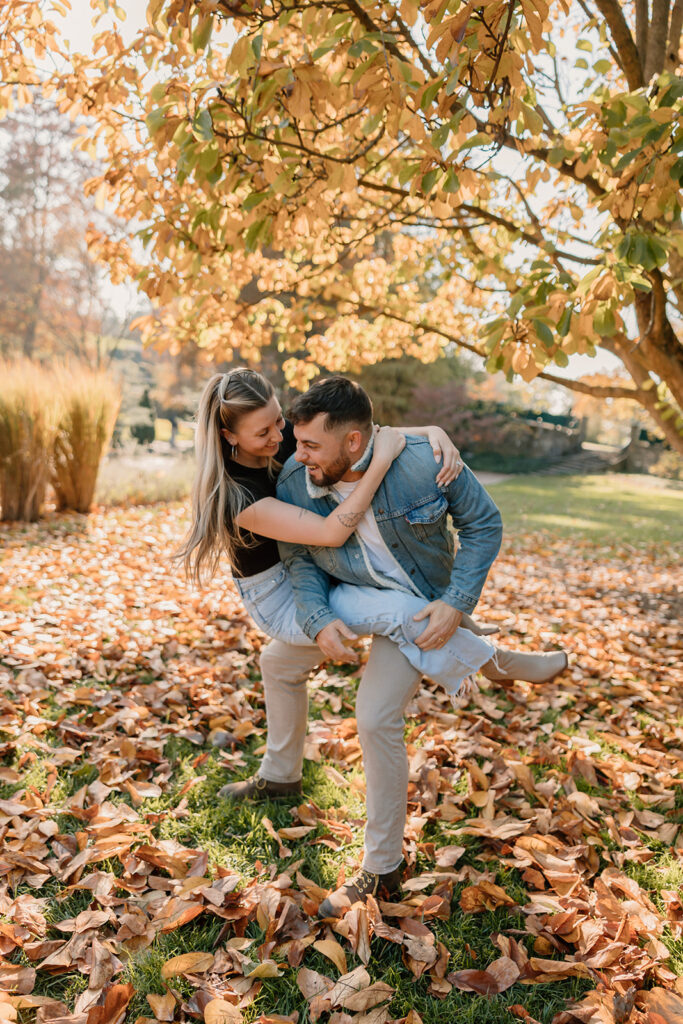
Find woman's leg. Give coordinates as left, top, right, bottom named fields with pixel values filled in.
left=234, top=564, right=311, bottom=646
left=330, top=584, right=568, bottom=691
left=330, top=584, right=494, bottom=694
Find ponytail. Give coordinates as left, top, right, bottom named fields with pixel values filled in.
left=173, top=368, right=275, bottom=584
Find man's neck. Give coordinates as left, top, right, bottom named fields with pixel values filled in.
left=339, top=431, right=374, bottom=481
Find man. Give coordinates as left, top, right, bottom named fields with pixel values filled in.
left=223, top=377, right=567, bottom=916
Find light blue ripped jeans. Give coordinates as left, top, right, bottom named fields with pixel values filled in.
left=233, top=561, right=495, bottom=696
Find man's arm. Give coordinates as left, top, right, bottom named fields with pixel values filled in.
left=278, top=539, right=359, bottom=661
left=412, top=464, right=502, bottom=651
left=277, top=538, right=336, bottom=639
left=442, top=464, right=503, bottom=612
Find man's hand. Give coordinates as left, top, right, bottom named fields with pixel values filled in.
left=413, top=600, right=463, bottom=651
left=315, top=619, right=359, bottom=663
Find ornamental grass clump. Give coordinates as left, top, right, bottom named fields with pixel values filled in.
left=0, top=360, right=61, bottom=522
left=52, top=363, right=121, bottom=513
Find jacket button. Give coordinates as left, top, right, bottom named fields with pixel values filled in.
left=391, top=543, right=398, bottom=549
left=410, top=569, right=416, bottom=575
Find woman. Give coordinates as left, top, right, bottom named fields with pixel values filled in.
left=175, top=367, right=503, bottom=699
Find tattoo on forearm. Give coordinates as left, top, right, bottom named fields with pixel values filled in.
left=337, top=510, right=365, bottom=528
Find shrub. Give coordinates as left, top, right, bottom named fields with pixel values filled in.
left=52, top=363, right=121, bottom=514
left=650, top=450, right=683, bottom=481
left=0, top=360, right=61, bottom=522
left=130, top=420, right=155, bottom=446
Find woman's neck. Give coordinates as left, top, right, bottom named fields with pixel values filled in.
left=232, top=450, right=267, bottom=469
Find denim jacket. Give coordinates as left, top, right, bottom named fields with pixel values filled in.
left=276, top=436, right=503, bottom=641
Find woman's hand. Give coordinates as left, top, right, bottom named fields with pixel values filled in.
left=373, top=425, right=406, bottom=465
left=425, top=426, right=464, bottom=487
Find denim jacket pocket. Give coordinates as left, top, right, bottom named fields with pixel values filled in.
left=307, top=546, right=338, bottom=574
left=404, top=494, right=448, bottom=542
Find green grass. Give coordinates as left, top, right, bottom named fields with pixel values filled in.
left=487, top=473, right=683, bottom=547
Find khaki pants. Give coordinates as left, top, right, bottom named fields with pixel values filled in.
left=258, top=636, right=420, bottom=875
left=257, top=636, right=563, bottom=873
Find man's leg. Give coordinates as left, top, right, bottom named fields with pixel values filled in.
left=220, top=638, right=322, bottom=798
left=258, top=638, right=323, bottom=783
left=356, top=636, right=421, bottom=873
left=318, top=636, right=419, bottom=916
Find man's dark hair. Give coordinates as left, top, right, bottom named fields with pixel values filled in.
left=288, top=376, right=373, bottom=431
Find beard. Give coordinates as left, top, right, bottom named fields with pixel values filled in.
left=307, top=452, right=352, bottom=487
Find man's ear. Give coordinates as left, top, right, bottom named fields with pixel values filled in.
left=346, top=429, right=363, bottom=454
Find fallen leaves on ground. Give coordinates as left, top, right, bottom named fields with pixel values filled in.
left=0, top=505, right=681, bottom=1023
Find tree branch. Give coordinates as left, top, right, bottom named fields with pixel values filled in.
left=535, top=370, right=639, bottom=398
left=667, top=0, right=683, bottom=68
left=636, top=0, right=649, bottom=66
left=644, top=0, right=672, bottom=80
left=593, top=0, right=644, bottom=88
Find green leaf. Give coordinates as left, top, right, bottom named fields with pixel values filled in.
left=614, top=149, right=641, bottom=172
left=554, top=349, right=569, bottom=367
left=192, top=15, right=213, bottom=52
left=361, top=111, right=382, bottom=136
left=192, top=109, right=213, bottom=142
left=420, top=78, right=443, bottom=111
left=458, top=131, right=490, bottom=152
left=421, top=168, right=440, bottom=194
left=245, top=217, right=269, bottom=252
left=172, top=119, right=190, bottom=146
left=431, top=123, right=450, bottom=149
left=508, top=292, right=526, bottom=317
left=198, top=145, right=220, bottom=172
left=145, top=107, right=168, bottom=136
left=669, top=157, right=683, bottom=184
left=243, top=190, right=271, bottom=212
left=533, top=319, right=554, bottom=347
left=398, top=161, right=420, bottom=187
left=557, top=306, right=573, bottom=338
left=348, top=38, right=376, bottom=58
left=594, top=306, right=616, bottom=336
left=312, top=40, right=336, bottom=60
left=647, top=237, right=668, bottom=266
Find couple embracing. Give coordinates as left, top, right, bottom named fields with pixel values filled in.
left=177, top=369, right=568, bottom=918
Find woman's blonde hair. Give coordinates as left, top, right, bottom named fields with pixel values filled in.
left=174, top=367, right=276, bottom=584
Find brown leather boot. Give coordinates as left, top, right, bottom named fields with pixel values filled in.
left=318, top=866, right=402, bottom=918
left=481, top=648, right=568, bottom=684
left=217, top=774, right=302, bottom=800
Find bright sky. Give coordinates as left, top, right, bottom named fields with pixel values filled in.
left=59, top=1, right=621, bottom=382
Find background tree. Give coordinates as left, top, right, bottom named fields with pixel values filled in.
left=3, top=0, right=682, bottom=448
left=0, top=96, right=117, bottom=365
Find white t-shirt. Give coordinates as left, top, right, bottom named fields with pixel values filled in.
left=332, top=479, right=414, bottom=589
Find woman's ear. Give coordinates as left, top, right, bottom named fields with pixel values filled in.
left=220, top=427, right=235, bottom=444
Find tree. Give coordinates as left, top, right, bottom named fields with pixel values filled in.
left=0, top=96, right=115, bottom=365
left=5, top=0, right=682, bottom=449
